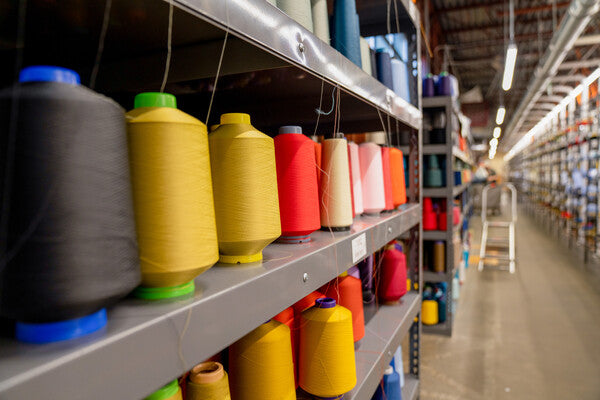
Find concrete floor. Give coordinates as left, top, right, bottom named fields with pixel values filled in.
left=419, top=209, right=600, bottom=400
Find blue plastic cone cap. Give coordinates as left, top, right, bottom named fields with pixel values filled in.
left=15, top=309, right=107, bottom=344
left=315, top=297, right=336, bottom=308
left=19, top=66, right=81, bottom=85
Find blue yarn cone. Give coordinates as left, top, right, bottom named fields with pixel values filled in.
left=332, top=0, right=362, bottom=67
left=372, top=366, right=402, bottom=400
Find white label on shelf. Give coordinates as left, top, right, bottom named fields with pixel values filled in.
left=352, top=233, right=367, bottom=263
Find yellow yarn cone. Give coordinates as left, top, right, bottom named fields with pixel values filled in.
left=299, top=298, right=356, bottom=398
left=209, top=113, right=281, bottom=264
left=229, top=320, right=296, bottom=400
left=421, top=300, right=439, bottom=325
left=127, top=92, right=218, bottom=296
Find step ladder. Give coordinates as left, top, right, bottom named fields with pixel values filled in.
left=478, top=183, right=517, bottom=274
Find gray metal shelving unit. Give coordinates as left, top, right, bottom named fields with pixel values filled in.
left=421, top=96, right=473, bottom=337
left=0, top=0, right=424, bottom=399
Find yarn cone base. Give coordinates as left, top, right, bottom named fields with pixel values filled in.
left=134, top=281, right=195, bottom=300
left=321, top=225, right=351, bottom=231
left=15, top=309, right=107, bottom=344
left=219, top=252, right=262, bottom=264
left=278, top=235, right=312, bottom=244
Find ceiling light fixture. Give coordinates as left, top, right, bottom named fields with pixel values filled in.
left=502, top=44, right=518, bottom=91
left=496, top=106, right=506, bottom=125
left=493, top=127, right=501, bottom=139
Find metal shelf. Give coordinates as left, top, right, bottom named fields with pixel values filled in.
left=347, top=293, right=421, bottom=400
left=453, top=147, right=475, bottom=166
left=423, top=271, right=447, bottom=282
left=0, top=204, right=420, bottom=400
left=422, top=96, right=459, bottom=116
left=423, top=321, right=452, bottom=336
left=402, top=374, right=420, bottom=400
left=423, top=187, right=447, bottom=197
left=453, top=183, right=470, bottom=197
left=422, top=230, right=447, bottom=240
left=423, top=144, right=447, bottom=154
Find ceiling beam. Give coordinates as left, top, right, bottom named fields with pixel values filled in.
left=497, top=2, right=569, bottom=16
left=551, top=74, right=586, bottom=82
left=435, top=1, right=504, bottom=14
left=445, top=17, right=555, bottom=35
left=557, top=59, right=600, bottom=70
left=447, top=31, right=554, bottom=49
left=575, top=34, right=600, bottom=47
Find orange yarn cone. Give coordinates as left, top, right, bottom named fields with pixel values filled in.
left=325, top=275, right=365, bottom=342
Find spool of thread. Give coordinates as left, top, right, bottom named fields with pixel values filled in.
left=293, top=291, right=326, bottom=315
left=423, top=74, right=435, bottom=97
left=229, top=320, right=296, bottom=400
left=438, top=211, right=447, bottom=231
left=433, top=241, right=445, bottom=273
left=366, top=131, right=387, bottom=144
left=425, top=155, right=443, bottom=187
left=299, top=298, right=357, bottom=398
left=325, top=275, right=365, bottom=343
left=358, top=255, right=374, bottom=301
left=372, top=366, right=401, bottom=400
left=438, top=296, right=447, bottom=323
left=0, top=66, right=140, bottom=343
left=320, top=138, right=353, bottom=230
left=314, top=141, right=322, bottom=187
left=187, top=362, right=231, bottom=400
left=378, top=245, right=408, bottom=303
left=332, top=0, right=362, bottom=67
left=392, top=58, right=411, bottom=103
left=359, top=37, right=373, bottom=76
left=422, top=300, right=439, bottom=325
left=146, top=380, right=182, bottom=400
left=209, top=113, right=281, bottom=263
left=127, top=92, right=218, bottom=300
left=436, top=72, right=452, bottom=96
left=403, top=156, right=409, bottom=187
left=390, top=147, right=407, bottom=207
left=348, top=142, right=364, bottom=215
left=370, top=48, right=379, bottom=80
left=347, top=144, right=356, bottom=219
left=277, top=0, right=314, bottom=32
left=275, top=126, right=320, bottom=243
left=311, top=0, right=330, bottom=43
left=359, top=142, right=385, bottom=214
left=273, top=307, right=298, bottom=387
left=375, top=50, right=394, bottom=90
left=423, top=197, right=438, bottom=230
left=348, top=265, right=360, bottom=279
left=453, top=206, right=461, bottom=225
left=381, top=146, right=394, bottom=211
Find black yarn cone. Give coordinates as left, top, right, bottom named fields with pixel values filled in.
left=0, top=81, right=140, bottom=323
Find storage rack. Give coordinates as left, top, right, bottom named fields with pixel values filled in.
left=509, top=78, right=600, bottom=263
left=420, top=96, right=473, bottom=337
left=0, top=1, right=424, bottom=399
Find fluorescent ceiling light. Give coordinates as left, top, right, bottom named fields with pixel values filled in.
left=496, top=106, right=506, bottom=125
left=502, top=44, right=518, bottom=91
left=490, top=138, right=499, bottom=147
left=493, top=127, right=501, bottom=138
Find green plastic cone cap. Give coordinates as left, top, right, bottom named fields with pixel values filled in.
left=429, top=155, right=440, bottom=169
left=144, top=380, right=179, bottom=400
left=134, top=92, right=177, bottom=109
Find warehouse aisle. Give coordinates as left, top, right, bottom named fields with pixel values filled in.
left=419, top=209, right=600, bottom=400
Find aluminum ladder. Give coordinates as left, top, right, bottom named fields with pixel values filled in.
left=478, top=183, right=517, bottom=273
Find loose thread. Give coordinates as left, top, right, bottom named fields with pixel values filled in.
left=205, top=1, right=230, bottom=126
left=89, top=0, right=112, bottom=89
left=160, top=0, right=174, bottom=93
left=177, top=307, right=193, bottom=371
